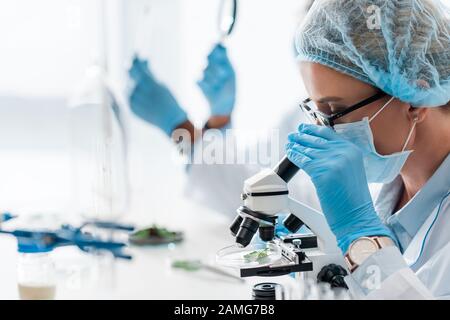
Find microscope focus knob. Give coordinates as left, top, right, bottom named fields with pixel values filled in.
left=252, top=283, right=284, bottom=300
left=317, top=264, right=349, bottom=289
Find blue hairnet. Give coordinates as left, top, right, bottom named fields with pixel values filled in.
left=296, top=0, right=450, bottom=107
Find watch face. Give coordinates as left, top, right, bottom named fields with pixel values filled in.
left=349, top=238, right=378, bottom=265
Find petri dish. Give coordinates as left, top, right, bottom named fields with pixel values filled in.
left=216, top=242, right=281, bottom=269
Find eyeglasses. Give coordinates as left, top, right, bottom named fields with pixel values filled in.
left=300, top=91, right=387, bottom=128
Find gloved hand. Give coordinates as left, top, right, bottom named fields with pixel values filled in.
left=197, top=44, right=236, bottom=116
left=128, top=56, right=188, bottom=136
left=275, top=213, right=292, bottom=237
left=286, top=124, right=396, bottom=253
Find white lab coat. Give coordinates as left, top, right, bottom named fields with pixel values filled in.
left=346, top=154, right=450, bottom=300
left=184, top=108, right=450, bottom=300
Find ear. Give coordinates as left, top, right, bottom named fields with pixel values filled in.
left=408, top=106, right=429, bottom=124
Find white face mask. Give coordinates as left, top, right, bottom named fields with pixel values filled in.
left=334, top=97, right=417, bottom=184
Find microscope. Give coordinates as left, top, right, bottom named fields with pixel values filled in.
left=229, top=156, right=348, bottom=288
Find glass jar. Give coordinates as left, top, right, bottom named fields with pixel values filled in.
left=69, top=64, right=129, bottom=221
left=17, top=252, right=57, bottom=300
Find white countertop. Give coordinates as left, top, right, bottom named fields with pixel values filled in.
left=0, top=109, right=294, bottom=300
left=0, top=194, right=295, bottom=300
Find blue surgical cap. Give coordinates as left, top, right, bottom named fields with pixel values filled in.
left=296, top=0, right=450, bottom=107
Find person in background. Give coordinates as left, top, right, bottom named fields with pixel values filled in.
left=128, top=0, right=320, bottom=219
left=128, top=44, right=319, bottom=220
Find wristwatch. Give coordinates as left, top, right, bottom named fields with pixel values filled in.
left=344, top=236, right=395, bottom=272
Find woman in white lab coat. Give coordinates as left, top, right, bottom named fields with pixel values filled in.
left=128, top=0, right=450, bottom=299
left=285, top=0, right=450, bottom=299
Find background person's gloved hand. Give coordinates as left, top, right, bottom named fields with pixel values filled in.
left=197, top=44, right=236, bottom=116
left=275, top=213, right=293, bottom=237
left=286, top=124, right=396, bottom=253
left=128, top=56, right=188, bottom=136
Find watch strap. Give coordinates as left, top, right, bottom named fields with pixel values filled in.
left=345, top=236, right=394, bottom=272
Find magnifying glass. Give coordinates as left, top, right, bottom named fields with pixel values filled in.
left=217, top=0, right=238, bottom=43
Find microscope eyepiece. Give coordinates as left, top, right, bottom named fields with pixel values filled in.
left=236, top=217, right=259, bottom=247
left=273, top=156, right=300, bottom=183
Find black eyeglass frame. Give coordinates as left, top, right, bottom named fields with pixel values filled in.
left=300, top=91, right=388, bottom=127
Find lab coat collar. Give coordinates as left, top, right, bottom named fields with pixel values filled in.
left=376, top=153, right=450, bottom=243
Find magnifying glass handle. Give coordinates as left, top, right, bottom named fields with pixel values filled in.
left=218, top=35, right=228, bottom=46
left=217, top=0, right=237, bottom=46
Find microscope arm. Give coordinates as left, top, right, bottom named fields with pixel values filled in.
left=287, top=197, right=339, bottom=254
left=231, top=157, right=348, bottom=281
left=233, top=156, right=340, bottom=255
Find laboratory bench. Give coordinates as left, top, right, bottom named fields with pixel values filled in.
left=0, top=196, right=294, bottom=300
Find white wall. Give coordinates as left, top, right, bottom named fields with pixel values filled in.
left=0, top=0, right=448, bottom=101
left=0, top=0, right=186, bottom=216
left=176, top=0, right=308, bottom=132
left=0, top=0, right=105, bottom=98
left=0, top=0, right=447, bottom=215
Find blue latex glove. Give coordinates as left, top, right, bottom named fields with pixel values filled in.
left=197, top=44, right=236, bottom=116
left=286, top=124, right=396, bottom=253
left=128, top=56, right=188, bottom=136
left=275, top=213, right=292, bottom=237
